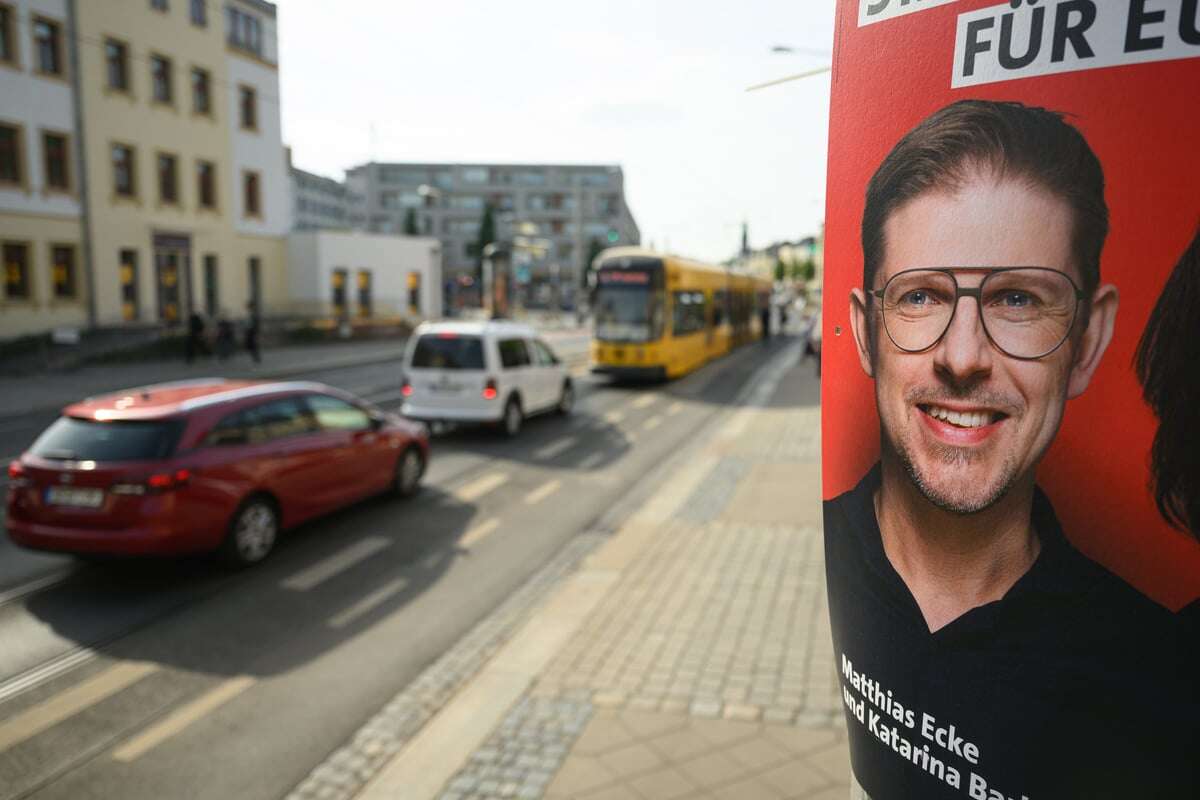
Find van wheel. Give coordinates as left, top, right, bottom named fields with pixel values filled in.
left=556, top=381, right=574, bottom=416
left=393, top=446, right=425, bottom=497
left=502, top=397, right=523, bottom=437
left=221, top=497, right=279, bottom=566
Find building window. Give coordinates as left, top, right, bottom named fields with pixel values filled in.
left=226, top=7, right=263, bottom=57
left=42, top=131, right=69, bottom=191
left=33, top=17, right=63, bottom=76
left=197, top=160, right=216, bottom=209
left=112, top=144, right=136, bottom=197
left=0, top=123, right=22, bottom=186
left=191, top=67, right=211, bottom=114
left=189, top=0, right=206, bottom=26
left=203, top=254, right=218, bottom=316
left=157, top=153, right=178, bottom=204
left=1, top=5, right=18, bottom=66
left=150, top=55, right=173, bottom=104
left=461, top=167, right=489, bottom=185
left=105, top=39, right=130, bottom=92
left=243, top=171, right=260, bottom=217
left=119, top=248, right=139, bottom=320
left=3, top=243, right=30, bottom=300
left=150, top=0, right=168, bottom=11
left=50, top=244, right=76, bottom=299
left=238, top=85, right=257, bottom=130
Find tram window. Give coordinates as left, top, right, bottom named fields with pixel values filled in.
left=672, top=291, right=707, bottom=335
left=713, top=290, right=728, bottom=327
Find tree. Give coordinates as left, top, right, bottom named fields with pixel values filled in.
left=474, top=204, right=496, bottom=289
left=774, top=259, right=786, bottom=283
left=802, top=259, right=816, bottom=283
left=402, top=208, right=419, bottom=236
left=789, top=259, right=805, bottom=281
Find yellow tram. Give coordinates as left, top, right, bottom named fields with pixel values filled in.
left=590, top=248, right=771, bottom=380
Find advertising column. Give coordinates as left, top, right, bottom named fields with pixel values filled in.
left=821, top=1, right=1200, bottom=797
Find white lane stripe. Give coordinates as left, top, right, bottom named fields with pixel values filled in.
left=632, top=395, right=656, bottom=409
left=666, top=401, right=684, bottom=416
left=453, top=472, right=509, bottom=503
left=0, top=569, right=71, bottom=606
left=602, top=410, right=624, bottom=425
left=0, top=648, right=96, bottom=704
left=111, top=675, right=255, bottom=762
left=642, top=415, right=663, bottom=432
left=459, top=519, right=500, bottom=549
left=579, top=452, right=604, bottom=470
left=524, top=480, right=562, bottom=506
left=328, top=578, right=409, bottom=629
left=534, top=436, right=576, bottom=460
left=281, top=537, right=391, bottom=592
left=0, top=661, right=158, bottom=753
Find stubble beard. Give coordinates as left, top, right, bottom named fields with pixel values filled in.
left=886, top=430, right=1020, bottom=515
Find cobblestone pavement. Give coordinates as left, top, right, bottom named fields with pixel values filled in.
left=432, top=345, right=847, bottom=799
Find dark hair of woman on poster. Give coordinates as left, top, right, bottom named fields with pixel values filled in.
left=1135, top=223, right=1200, bottom=542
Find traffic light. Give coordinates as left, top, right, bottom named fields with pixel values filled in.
left=606, top=229, right=620, bottom=244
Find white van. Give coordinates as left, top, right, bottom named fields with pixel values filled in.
left=400, top=320, right=574, bottom=436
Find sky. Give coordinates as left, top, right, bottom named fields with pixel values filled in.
left=277, top=1, right=836, bottom=264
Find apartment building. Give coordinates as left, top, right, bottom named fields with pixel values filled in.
left=0, top=0, right=290, bottom=340
left=344, top=162, right=641, bottom=295
left=290, top=160, right=349, bottom=231
left=0, top=0, right=86, bottom=337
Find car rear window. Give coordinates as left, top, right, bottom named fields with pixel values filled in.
left=31, top=417, right=185, bottom=462
left=411, top=334, right=485, bottom=370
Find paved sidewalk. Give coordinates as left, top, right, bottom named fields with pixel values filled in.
left=291, top=339, right=845, bottom=800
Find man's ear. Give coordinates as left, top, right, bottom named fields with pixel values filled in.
left=1067, top=282, right=1118, bottom=399
left=849, top=288, right=875, bottom=378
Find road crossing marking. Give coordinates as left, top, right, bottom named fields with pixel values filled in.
left=0, top=569, right=71, bottom=607
left=631, top=395, right=656, bottom=409
left=642, top=415, right=663, bottom=432
left=111, top=675, right=255, bottom=762
left=602, top=410, right=624, bottom=425
left=524, top=480, right=562, bottom=505
left=454, top=472, right=509, bottom=503
left=534, top=436, right=576, bottom=460
left=0, top=661, right=158, bottom=753
left=459, top=519, right=500, bottom=549
left=281, top=537, right=391, bottom=592
left=328, top=578, right=409, bottom=629
left=666, top=401, right=684, bottom=416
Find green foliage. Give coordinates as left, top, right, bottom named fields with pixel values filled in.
left=774, top=259, right=786, bottom=282
left=402, top=208, right=419, bottom=235
left=474, top=204, right=496, bottom=287
left=802, top=259, right=816, bottom=283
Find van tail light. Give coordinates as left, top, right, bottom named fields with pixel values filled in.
left=401, top=375, right=413, bottom=398
left=113, top=468, right=192, bottom=496
left=482, top=378, right=498, bottom=401
left=7, top=460, right=29, bottom=488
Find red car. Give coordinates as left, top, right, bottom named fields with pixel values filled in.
left=6, top=379, right=429, bottom=565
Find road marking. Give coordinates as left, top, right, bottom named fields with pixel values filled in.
left=666, top=401, right=684, bottom=416
left=281, top=537, right=391, bottom=592
left=632, top=395, right=656, bottom=409
left=0, top=569, right=71, bottom=606
left=328, top=578, right=409, bottom=629
left=524, top=479, right=562, bottom=505
left=602, top=410, right=624, bottom=425
left=534, top=436, right=576, bottom=460
left=0, top=661, right=158, bottom=753
left=459, top=519, right=500, bottom=549
left=0, top=648, right=96, bottom=704
left=642, top=415, right=663, bottom=432
left=579, top=452, right=604, bottom=470
left=366, top=389, right=405, bottom=404
left=453, top=472, right=508, bottom=503
left=111, top=675, right=255, bottom=762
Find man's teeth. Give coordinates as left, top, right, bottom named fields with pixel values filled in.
left=925, top=405, right=993, bottom=429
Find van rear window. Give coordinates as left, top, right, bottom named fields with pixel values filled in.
left=411, top=335, right=485, bottom=370
left=31, top=417, right=185, bottom=462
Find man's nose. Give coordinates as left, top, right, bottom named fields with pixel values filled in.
left=932, top=295, right=993, bottom=382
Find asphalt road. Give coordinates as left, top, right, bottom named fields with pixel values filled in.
left=0, top=332, right=803, bottom=800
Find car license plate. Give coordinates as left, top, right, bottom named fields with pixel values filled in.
left=430, top=382, right=463, bottom=394
left=45, top=487, right=104, bottom=509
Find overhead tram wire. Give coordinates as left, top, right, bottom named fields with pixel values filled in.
left=745, top=65, right=832, bottom=93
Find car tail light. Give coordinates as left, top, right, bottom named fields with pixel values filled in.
left=7, top=460, right=29, bottom=488
left=482, top=378, right=498, bottom=401
left=113, top=468, right=191, bottom=496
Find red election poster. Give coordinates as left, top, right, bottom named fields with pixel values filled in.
left=820, top=1, right=1200, bottom=798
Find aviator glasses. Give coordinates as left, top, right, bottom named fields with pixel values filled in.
left=870, top=267, right=1086, bottom=360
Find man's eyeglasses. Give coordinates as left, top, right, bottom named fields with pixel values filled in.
left=869, top=267, right=1086, bottom=360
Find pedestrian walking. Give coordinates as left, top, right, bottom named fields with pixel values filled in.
left=244, top=301, right=261, bottom=364
left=185, top=312, right=208, bottom=363
left=215, top=316, right=236, bottom=361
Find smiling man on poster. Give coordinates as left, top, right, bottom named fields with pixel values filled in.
left=824, top=100, right=1196, bottom=799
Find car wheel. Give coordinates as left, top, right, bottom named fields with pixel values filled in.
left=221, top=497, right=279, bottom=566
left=394, top=446, right=425, bottom=497
left=556, top=381, right=574, bottom=416
left=502, top=396, right=523, bottom=437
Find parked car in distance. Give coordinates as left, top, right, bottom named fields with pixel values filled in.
left=400, top=320, right=573, bottom=436
left=6, top=379, right=429, bottom=566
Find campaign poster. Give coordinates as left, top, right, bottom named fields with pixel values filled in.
left=821, top=1, right=1200, bottom=797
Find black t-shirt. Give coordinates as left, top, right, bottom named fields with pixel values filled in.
left=824, top=465, right=1198, bottom=799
